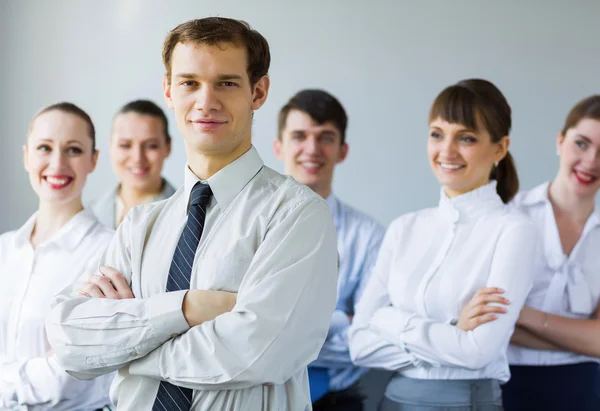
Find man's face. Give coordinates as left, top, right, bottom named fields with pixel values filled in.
left=164, top=41, right=269, bottom=160
left=274, top=109, right=348, bottom=197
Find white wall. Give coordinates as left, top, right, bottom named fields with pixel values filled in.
left=2, top=0, right=600, bottom=233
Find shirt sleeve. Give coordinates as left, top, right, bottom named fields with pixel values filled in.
left=369, top=220, right=539, bottom=370
left=0, top=355, right=112, bottom=408
left=348, top=221, right=418, bottom=371
left=127, top=198, right=339, bottom=390
left=313, top=223, right=386, bottom=368
left=46, top=209, right=191, bottom=380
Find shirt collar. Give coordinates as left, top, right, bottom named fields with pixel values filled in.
left=438, top=180, right=504, bottom=223
left=14, top=209, right=100, bottom=251
left=183, top=145, right=264, bottom=212
left=521, top=181, right=600, bottom=228
left=520, top=181, right=551, bottom=207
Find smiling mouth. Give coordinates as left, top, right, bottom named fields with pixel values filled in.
left=129, top=167, right=150, bottom=177
left=573, top=169, right=598, bottom=185
left=298, top=161, right=323, bottom=173
left=438, top=162, right=466, bottom=170
left=44, top=176, right=74, bottom=189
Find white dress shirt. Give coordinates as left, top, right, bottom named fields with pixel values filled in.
left=0, top=209, right=114, bottom=411
left=508, top=181, right=600, bottom=366
left=46, top=146, right=339, bottom=411
left=348, top=181, right=540, bottom=383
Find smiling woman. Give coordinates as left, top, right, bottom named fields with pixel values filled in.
left=0, top=103, right=114, bottom=410
left=349, top=79, right=539, bottom=411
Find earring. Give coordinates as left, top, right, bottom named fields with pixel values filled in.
left=494, top=161, right=499, bottom=168
left=556, top=148, right=560, bottom=156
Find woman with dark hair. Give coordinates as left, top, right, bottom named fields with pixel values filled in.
left=90, top=100, right=175, bottom=228
left=348, top=79, right=539, bottom=410
left=0, top=103, right=114, bottom=410
left=458, top=95, right=600, bottom=410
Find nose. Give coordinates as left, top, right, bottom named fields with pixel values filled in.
left=194, top=85, right=221, bottom=113
left=49, top=149, right=67, bottom=169
left=132, top=144, right=147, bottom=164
left=304, top=135, right=320, bottom=155
left=439, top=138, right=459, bottom=159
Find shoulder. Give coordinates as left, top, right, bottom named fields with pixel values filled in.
left=253, top=166, right=329, bottom=215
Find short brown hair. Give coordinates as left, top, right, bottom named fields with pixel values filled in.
left=278, top=89, right=348, bottom=145
left=29, top=102, right=96, bottom=151
left=561, top=95, right=600, bottom=135
left=429, top=79, right=518, bottom=203
left=162, top=17, right=270, bottom=87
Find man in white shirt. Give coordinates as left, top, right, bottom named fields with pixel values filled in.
left=274, top=89, right=386, bottom=411
left=46, top=17, right=338, bottom=411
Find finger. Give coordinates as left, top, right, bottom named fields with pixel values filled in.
left=78, top=283, right=106, bottom=299
left=88, top=275, right=120, bottom=299
left=474, top=287, right=505, bottom=297
left=473, top=294, right=509, bottom=308
left=472, top=305, right=507, bottom=318
left=475, top=295, right=510, bottom=306
left=100, top=267, right=133, bottom=299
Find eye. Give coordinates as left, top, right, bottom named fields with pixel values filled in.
left=320, top=135, right=335, bottom=144
left=575, top=140, right=588, bottom=149
left=37, top=144, right=51, bottom=152
left=148, top=144, right=160, bottom=150
left=181, top=80, right=198, bottom=87
left=67, top=147, right=83, bottom=155
left=429, top=131, right=442, bottom=139
left=219, top=81, right=239, bottom=88
left=118, top=143, right=131, bottom=149
left=459, top=135, right=477, bottom=143
left=291, top=133, right=305, bottom=141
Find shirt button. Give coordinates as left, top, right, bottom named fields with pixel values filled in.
left=170, top=333, right=178, bottom=339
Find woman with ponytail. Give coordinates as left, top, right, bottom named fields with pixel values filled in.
left=348, top=79, right=540, bottom=410
left=458, top=95, right=600, bottom=410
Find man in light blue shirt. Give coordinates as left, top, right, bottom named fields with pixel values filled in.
left=274, top=89, right=385, bottom=411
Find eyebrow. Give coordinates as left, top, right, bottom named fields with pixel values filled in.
left=173, top=73, right=244, bottom=81
left=576, top=134, right=592, bottom=143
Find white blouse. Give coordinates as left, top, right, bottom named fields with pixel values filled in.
left=348, top=181, right=540, bottom=382
left=0, top=209, right=114, bottom=410
left=508, top=182, right=600, bottom=366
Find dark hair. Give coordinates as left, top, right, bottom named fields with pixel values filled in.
left=429, top=79, right=518, bottom=203
left=278, top=89, right=348, bottom=145
left=116, top=100, right=171, bottom=143
left=561, top=95, right=600, bottom=135
left=163, top=17, right=270, bottom=87
left=29, top=102, right=96, bottom=151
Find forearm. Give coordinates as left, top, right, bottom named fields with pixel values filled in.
left=510, top=326, right=563, bottom=351
left=47, top=291, right=189, bottom=377
left=519, top=311, right=600, bottom=357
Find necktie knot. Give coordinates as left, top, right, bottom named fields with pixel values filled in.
left=190, top=182, right=213, bottom=207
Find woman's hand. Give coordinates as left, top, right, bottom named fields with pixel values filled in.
left=457, top=287, right=509, bottom=331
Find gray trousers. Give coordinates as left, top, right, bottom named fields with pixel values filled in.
left=379, top=375, right=503, bottom=411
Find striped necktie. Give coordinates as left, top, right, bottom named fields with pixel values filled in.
left=152, top=182, right=212, bottom=411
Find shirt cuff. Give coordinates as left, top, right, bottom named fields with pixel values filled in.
left=147, top=290, right=190, bottom=344
left=329, top=310, right=351, bottom=338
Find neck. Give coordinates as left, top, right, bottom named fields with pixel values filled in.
left=31, top=198, right=83, bottom=247
left=311, top=184, right=332, bottom=199
left=187, top=141, right=251, bottom=180
left=119, top=179, right=164, bottom=207
left=549, top=177, right=595, bottom=224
